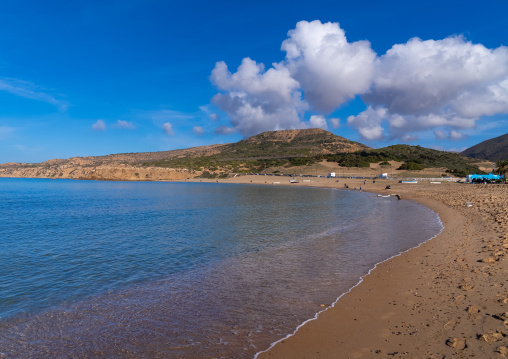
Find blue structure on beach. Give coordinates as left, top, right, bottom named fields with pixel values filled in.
left=466, top=173, right=503, bottom=182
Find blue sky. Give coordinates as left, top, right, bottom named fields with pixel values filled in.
left=0, top=0, right=507, bottom=163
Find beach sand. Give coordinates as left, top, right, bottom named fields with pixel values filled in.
left=212, top=176, right=508, bottom=358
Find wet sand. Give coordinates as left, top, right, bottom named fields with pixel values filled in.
left=215, top=176, right=508, bottom=358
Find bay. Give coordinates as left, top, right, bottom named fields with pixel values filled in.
left=0, top=178, right=442, bottom=358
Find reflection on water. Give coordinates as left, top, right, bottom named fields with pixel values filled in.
left=0, top=179, right=442, bottom=358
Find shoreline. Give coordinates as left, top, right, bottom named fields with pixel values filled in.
left=2, top=176, right=506, bottom=357
left=216, top=176, right=508, bottom=358
left=253, top=203, right=445, bottom=359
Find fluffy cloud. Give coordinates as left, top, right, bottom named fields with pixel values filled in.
left=434, top=130, right=447, bottom=140
left=210, top=21, right=375, bottom=137
left=214, top=125, right=236, bottom=135
left=162, top=122, right=174, bottom=135
left=210, top=21, right=508, bottom=142
left=211, top=57, right=308, bottom=137
left=355, top=36, right=508, bottom=141
left=435, top=129, right=467, bottom=141
left=92, top=119, right=106, bottom=131
left=308, top=115, right=327, bottom=130
left=282, top=20, right=376, bottom=113
left=193, top=126, right=205, bottom=135
left=115, top=120, right=135, bottom=129
left=329, top=118, right=340, bottom=129
left=347, top=106, right=386, bottom=140
left=449, top=129, right=467, bottom=141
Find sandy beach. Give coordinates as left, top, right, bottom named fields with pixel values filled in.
left=211, top=175, right=508, bottom=358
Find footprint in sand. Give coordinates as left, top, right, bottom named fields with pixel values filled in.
left=493, top=312, right=508, bottom=321
left=446, top=337, right=467, bottom=350
left=479, top=256, right=498, bottom=263
left=496, top=346, right=508, bottom=357
left=467, top=305, right=481, bottom=313
left=459, top=284, right=475, bottom=291
left=478, top=331, right=506, bottom=343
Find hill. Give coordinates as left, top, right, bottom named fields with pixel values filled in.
left=222, top=128, right=369, bottom=158
left=461, top=133, right=508, bottom=161
left=142, top=129, right=368, bottom=166
left=0, top=129, right=488, bottom=180
left=322, top=144, right=485, bottom=177
left=0, top=129, right=368, bottom=180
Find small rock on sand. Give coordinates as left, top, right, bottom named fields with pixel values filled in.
left=467, top=305, right=480, bottom=313
left=480, top=256, right=498, bottom=263
left=479, top=332, right=505, bottom=343
left=459, top=284, right=474, bottom=291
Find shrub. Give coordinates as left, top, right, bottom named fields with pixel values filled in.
left=398, top=162, right=425, bottom=170
left=200, top=171, right=217, bottom=179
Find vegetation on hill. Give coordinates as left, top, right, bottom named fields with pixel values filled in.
left=1, top=128, right=487, bottom=179
left=319, top=145, right=484, bottom=177
left=461, top=133, right=508, bottom=161
left=496, top=159, right=508, bottom=177
left=139, top=139, right=484, bottom=178
left=139, top=129, right=368, bottom=175
left=219, top=128, right=369, bottom=158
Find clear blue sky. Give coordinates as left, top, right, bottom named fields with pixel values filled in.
left=1, top=0, right=507, bottom=163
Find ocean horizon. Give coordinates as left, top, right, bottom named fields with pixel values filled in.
left=0, top=178, right=442, bottom=358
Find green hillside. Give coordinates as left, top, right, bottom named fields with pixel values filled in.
left=139, top=130, right=484, bottom=177
left=321, top=145, right=485, bottom=177
left=139, top=128, right=369, bottom=173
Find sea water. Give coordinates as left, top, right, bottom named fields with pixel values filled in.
left=0, top=178, right=442, bottom=358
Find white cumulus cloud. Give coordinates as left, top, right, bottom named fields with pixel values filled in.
left=115, top=120, right=135, bottom=129
left=434, top=130, right=447, bottom=140
left=347, top=106, right=386, bottom=140
left=92, top=119, right=106, bottom=131
left=355, top=36, right=508, bottom=141
left=282, top=20, right=376, bottom=113
left=215, top=125, right=236, bottom=135
left=308, top=115, right=328, bottom=130
left=162, top=122, right=174, bottom=135
left=210, top=57, right=308, bottom=137
left=329, top=118, right=340, bottom=129
left=193, top=126, right=205, bottom=135
left=449, top=129, right=467, bottom=141
left=209, top=21, right=508, bottom=142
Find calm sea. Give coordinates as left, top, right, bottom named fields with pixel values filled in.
left=0, top=178, right=442, bottom=358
